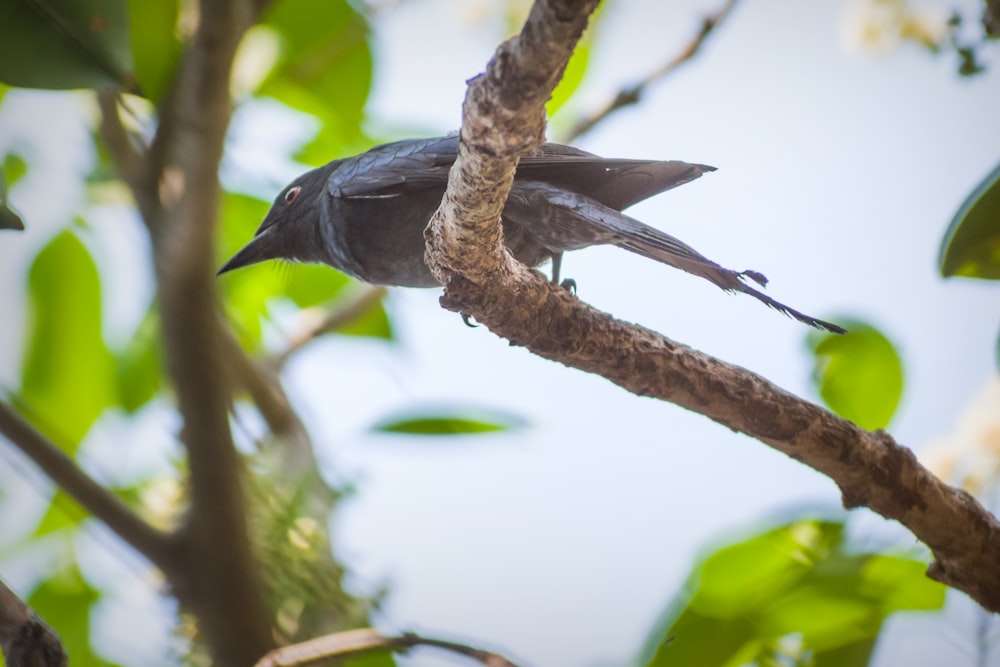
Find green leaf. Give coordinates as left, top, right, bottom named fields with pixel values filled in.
left=547, top=4, right=600, bottom=117
left=258, top=0, right=373, bottom=158
left=0, top=0, right=136, bottom=91
left=28, top=560, right=113, bottom=667
left=115, top=304, right=162, bottom=412
left=814, top=638, right=877, bottom=667
left=756, top=577, right=881, bottom=651
left=260, top=0, right=371, bottom=115
left=34, top=489, right=87, bottom=537
left=940, top=160, right=1000, bottom=279
left=371, top=410, right=525, bottom=436
left=689, top=521, right=840, bottom=617
left=342, top=649, right=397, bottom=667
left=3, top=152, right=28, bottom=186
left=283, top=263, right=352, bottom=308
left=640, top=518, right=944, bottom=667
left=644, top=609, right=758, bottom=667
left=125, top=0, right=180, bottom=102
left=808, top=321, right=904, bottom=430
left=335, top=295, right=392, bottom=339
left=859, top=555, right=946, bottom=611
left=21, top=229, right=117, bottom=446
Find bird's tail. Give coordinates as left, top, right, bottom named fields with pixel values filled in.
left=615, top=224, right=845, bottom=334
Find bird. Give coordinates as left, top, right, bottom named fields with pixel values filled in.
left=218, top=135, right=844, bottom=333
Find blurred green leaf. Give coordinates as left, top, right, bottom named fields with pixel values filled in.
left=3, top=152, right=28, bottom=186
left=859, top=555, right=946, bottom=611
left=641, top=519, right=944, bottom=667
left=28, top=560, right=113, bottom=667
left=939, top=160, right=1000, bottom=279
left=125, top=0, right=180, bottom=102
left=0, top=0, right=135, bottom=91
left=259, top=0, right=372, bottom=161
left=547, top=5, right=600, bottom=117
left=33, top=490, right=86, bottom=537
left=335, top=295, right=392, bottom=339
left=372, top=410, right=525, bottom=436
left=284, top=263, right=351, bottom=307
left=689, top=521, right=836, bottom=617
left=342, top=650, right=398, bottom=667
left=217, top=193, right=280, bottom=346
left=808, top=321, right=904, bottom=430
left=115, top=304, right=162, bottom=412
left=22, top=229, right=117, bottom=446
left=218, top=191, right=271, bottom=261
left=814, top=638, right=877, bottom=667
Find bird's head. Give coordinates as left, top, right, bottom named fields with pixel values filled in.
left=217, top=164, right=335, bottom=276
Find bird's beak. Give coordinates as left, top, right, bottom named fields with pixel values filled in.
left=217, top=226, right=274, bottom=276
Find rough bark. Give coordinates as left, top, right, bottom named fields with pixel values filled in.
left=0, top=579, right=66, bottom=667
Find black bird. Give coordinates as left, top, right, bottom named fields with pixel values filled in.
left=219, top=135, right=844, bottom=333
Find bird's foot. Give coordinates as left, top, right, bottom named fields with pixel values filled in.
left=560, top=278, right=577, bottom=295
left=461, top=313, right=478, bottom=328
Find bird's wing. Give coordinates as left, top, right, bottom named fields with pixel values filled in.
left=329, top=136, right=458, bottom=199
left=519, top=150, right=715, bottom=211
left=329, top=137, right=712, bottom=211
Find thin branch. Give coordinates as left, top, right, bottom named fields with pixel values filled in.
left=562, top=0, right=739, bottom=143
left=95, top=92, right=155, bottom=222
left=220, top=326, right=327, bottom=482
left=254, top=628, right=523, bottom=667
left=425, top=0, right=1000, bottom=612
left=222, top=326, right=299, bottom=437
left=0, top=402, right=174, bottom=571
left=0, top=578, right=66, bottom=667
left=273, top=285, right=387, bottom=368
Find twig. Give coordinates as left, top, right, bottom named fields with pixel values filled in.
left=95, top=92, right=155, bottom=223
left=273, top=285, right=387, bottom=368
left=0, top=578, right=66, bottom=667
left=254, top=628, right=523, bottom=667
left=562, top=0, right=740, bottom=143
left=220, top=326, right=326, bottom=479
left=425, top=0, right=1000, bottom=612
left=0, top=402, right=173, bottom=571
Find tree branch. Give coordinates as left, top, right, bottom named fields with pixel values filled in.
left=562, top=0, right=740, bottom=143
left=425, top=0, right=1000, bottom=611
left=95, top=92, right=155, bottom=223
left=132, top=1, right=275, bottom=664
left=0, top=577, right=67, bottom=667
left=273, top=285, right=387, bottom=368
left=0, top=402, right=174, bottom=571
left=255, top=628, right=522, bottom=667
left=425, top=0, right=602, bottom=286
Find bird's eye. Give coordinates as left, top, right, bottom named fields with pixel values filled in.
left=284, top=186, right=302, bottom=205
